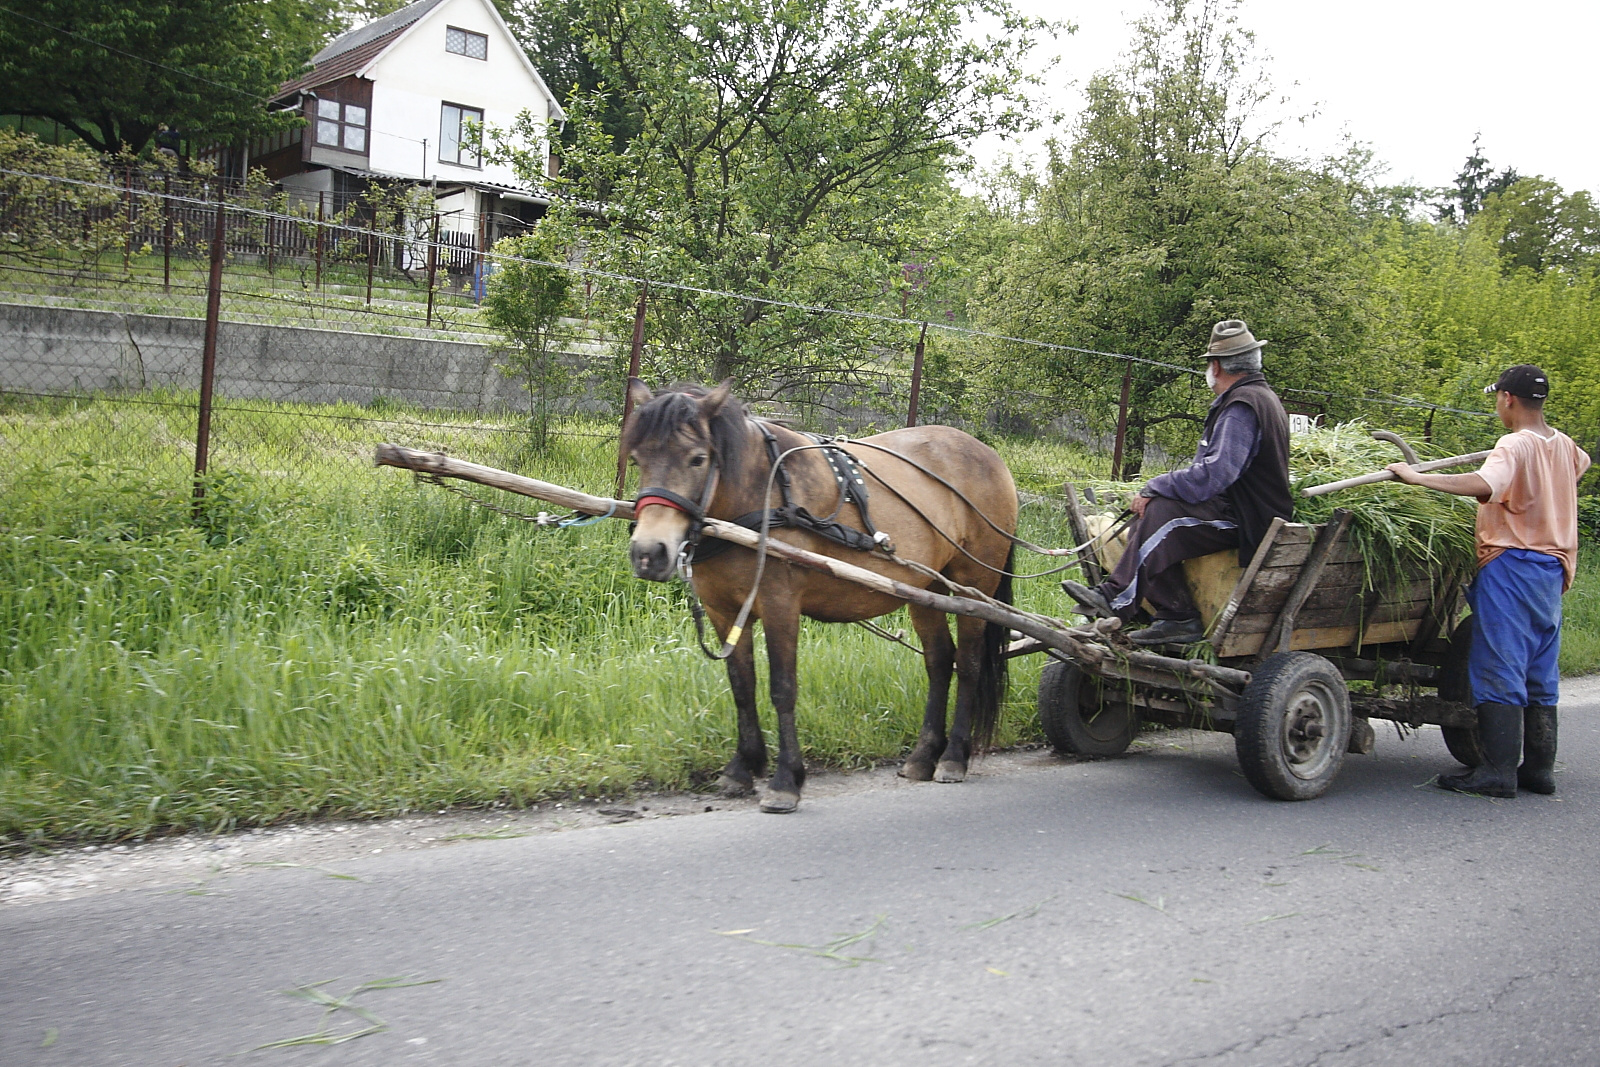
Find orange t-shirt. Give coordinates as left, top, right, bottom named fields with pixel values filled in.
left=1475, top=427, right=1592, bottom=591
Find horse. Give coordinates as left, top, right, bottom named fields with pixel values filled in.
left=622, top=378, right=1019, bottom=813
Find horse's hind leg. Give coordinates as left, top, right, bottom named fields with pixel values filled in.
left=899, top=604, right=955, bottom=782
left=937, top=613, right=989, bottom=783
left=710, top=606, right=766, bottom=797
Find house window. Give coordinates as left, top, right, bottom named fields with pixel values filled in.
left=314, top=98, right=368, bottom=153
left=445, top=26, right=488, bottom=59
left=439, top=103, right=483, bottom=167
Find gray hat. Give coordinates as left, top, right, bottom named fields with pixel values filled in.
left=1203, top=320, right=1267, bottom=360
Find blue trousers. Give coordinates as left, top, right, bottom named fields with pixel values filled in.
left=1467, top=548, right=1564, bottom=707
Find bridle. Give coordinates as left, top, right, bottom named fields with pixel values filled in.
left=633, top=461, right=721, bottom=554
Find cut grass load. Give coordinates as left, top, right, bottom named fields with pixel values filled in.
left=1, top=396, right=1596, bottom=843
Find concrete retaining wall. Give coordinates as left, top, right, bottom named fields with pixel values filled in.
left=0, top=302, right=552, bottom=413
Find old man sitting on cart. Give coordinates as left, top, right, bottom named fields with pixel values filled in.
left=1064, top=319, right=1295, bottom=647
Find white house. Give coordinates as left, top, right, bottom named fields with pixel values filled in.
left=253, top=0, right=565, bottom=242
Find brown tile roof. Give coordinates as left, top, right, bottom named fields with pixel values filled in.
left=274, top=0, right=447, bottom=101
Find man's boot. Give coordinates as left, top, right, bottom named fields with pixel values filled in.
left=1437, top=703, right=1522, bottom=799
left=1519, top=705, right=1558, bottom=794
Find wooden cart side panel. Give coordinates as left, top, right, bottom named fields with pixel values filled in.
left=1221, top=619, right=1424, bottom=659
left=1205, top=516, right=1287, bottom=647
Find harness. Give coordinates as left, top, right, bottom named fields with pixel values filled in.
left=632, top=421, right=888, bottom=563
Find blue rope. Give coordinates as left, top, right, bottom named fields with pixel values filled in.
left=558, top=501, right=617, bottom=528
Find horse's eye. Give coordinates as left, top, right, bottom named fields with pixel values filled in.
left=689, top=454, right=708, bottom=468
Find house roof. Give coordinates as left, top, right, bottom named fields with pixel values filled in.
left=273, top=0, right=563, bottom=122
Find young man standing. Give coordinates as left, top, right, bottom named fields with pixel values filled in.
left=1388, top=365, right=1591, bottom=797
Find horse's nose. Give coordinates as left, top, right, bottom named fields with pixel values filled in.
left=630, top=539, right=673, bottom=581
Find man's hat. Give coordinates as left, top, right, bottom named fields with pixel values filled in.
left=1483, top=364, right=1550, bottom=400
left=1203, top=320, right=1267, bottom=360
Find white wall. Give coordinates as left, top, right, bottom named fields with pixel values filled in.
left=364, top=0, right=555, bottom=189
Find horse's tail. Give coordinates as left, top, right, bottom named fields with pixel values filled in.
left=973, top=544, right=1014, bottom=752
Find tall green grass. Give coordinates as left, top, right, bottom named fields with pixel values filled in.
left=0, top=396, right=1086, bottom=840
left=2, top=395, right=1594, bottom=843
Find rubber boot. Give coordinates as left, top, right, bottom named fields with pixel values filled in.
left=1437, top=703, right=1522, bottom=799
left=1518, top=705, right=1558, bottom=795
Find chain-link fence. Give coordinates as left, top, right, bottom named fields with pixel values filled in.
left=2, top=165, right=1502, bottom=519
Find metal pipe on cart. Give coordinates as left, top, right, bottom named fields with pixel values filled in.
left=193, top=186, right=226, bottom=513
left=905, top=322, right=928, bottom=428
left=615, top=284, right=649, bottom=497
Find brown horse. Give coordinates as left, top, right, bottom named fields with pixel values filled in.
left=622, top=379, right=1019, bottom=813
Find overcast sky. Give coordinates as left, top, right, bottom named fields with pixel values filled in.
left=977, top=0, right=1595, bottom=194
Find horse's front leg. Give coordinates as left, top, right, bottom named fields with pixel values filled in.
left=707, top=604, right=766, bottom=797
left=758, top=601, right=806, bottom=814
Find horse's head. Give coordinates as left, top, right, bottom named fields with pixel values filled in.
left=622, top=377, right=741, bottom=581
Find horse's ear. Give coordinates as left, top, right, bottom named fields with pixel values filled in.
left=699, top=378, right=734, bottom=419
left=626, top=377, right=653, bottom=411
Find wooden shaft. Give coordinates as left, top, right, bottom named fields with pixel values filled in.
left=373, top=444, right=1255, bottom=690
left=1300, top=451, right=1491, bottom=497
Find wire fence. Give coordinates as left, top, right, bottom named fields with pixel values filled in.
left=1, top=165, right=1503, bottom=517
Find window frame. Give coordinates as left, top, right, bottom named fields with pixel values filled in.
left=312, top=98, right=368, bottom=154
left=445, top=25, right=488, bottom=60
left=438, top=102, right=485, bottom=169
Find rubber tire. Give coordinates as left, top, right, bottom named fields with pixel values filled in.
left=1235, top=651, right=1352, bottom=801
left=1436, top=614, right=1484, bottom=767
left=1038, top=658, right=1136, bottom=757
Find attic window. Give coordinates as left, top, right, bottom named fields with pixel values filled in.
left=445, top=26, right=488, bottom=59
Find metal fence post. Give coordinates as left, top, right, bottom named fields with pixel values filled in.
left=425, top=214, right=439, bottom=326
left=123, top=167, right=134, bottom=272
left=193, top=186, right=226, bottom=511
left=1111, top=358, right=1133, bottom=481
left=161, top=173, right=173, bottom=292
left=905, top=322, right=928, bottom=428
left=615, top=284, right=649, bottom=497
left=314, top=191, right=326, bottom=290
left=365, top=216, right=376, bottom=305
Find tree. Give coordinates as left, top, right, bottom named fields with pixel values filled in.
left=1473, top=176, right=1600, bottom=275
left=493, top=0, right=1050, bottom=405
left=972, top=0, right=1384, bottom=477
left=1436, top=134, right=1520, bottom=224
left=0, top=1, right=306, bottom=156
left=483, top=234, right=577, bottom=448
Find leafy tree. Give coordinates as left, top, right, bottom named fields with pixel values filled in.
left=1473, top=176, right=1600, bottom=275
left=0, top=1, right=313, bottom=156
left=484, top=234, right=577, bottom=447
left=492, top=0, right=1050, bottom=405
left=972, top=0, right=1383, bottom=477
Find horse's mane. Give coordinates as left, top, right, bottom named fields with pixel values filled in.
left=621, top=384, right=750, bottom=483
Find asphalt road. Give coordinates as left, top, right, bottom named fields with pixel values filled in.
left=5, top=677, right=1599, bottom=1067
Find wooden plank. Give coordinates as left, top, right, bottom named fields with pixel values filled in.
left=1206, top=516, right=1286, bottom=648
left=1061, top=483, right=1104, bottom=586
left=1217, top=618, right=1422, bottom=658
left=1257, top=509, right=1352, bottom=659
left=1256, top=539, right=1368, bottom=569
left=1226, top=596, right=1438, bottom=634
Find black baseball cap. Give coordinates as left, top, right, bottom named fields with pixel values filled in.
left=1483, top=364, right=1549, bottom=400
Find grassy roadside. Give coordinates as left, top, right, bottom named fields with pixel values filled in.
left=2, top=393, right=1596, bottom=843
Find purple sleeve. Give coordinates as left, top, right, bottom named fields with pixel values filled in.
left=1144, top=403, right=1260, bottom=505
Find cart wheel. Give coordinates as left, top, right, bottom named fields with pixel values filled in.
left=1436, top=614, right=1483, bottom=767
left=1235, top=652, right=1352, bottom=800
left=1038, top=658, right=1135, bottom=756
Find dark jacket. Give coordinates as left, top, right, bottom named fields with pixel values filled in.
left=1202, top=372, right=1293, bottom=564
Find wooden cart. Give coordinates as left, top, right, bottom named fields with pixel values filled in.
left=1035, top=502, right=1479, bottom=800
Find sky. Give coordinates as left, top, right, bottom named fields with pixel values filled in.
left=976, top=0, right=1596, bottom=194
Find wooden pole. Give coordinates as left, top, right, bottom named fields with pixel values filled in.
left=905, top=322, right=928, bottom=428
left=371, top=443, right=1256, bottom=691
left=193, top=188, right=226, bottom=512
left=1111, top=358, right=1132, bottom=480
left=425, top=214, right=439, bottom=327
left=1300, top=450, right=1492, bottom=497
left=615, top=284, right=649, bottom=497
left=314, top=191, right=326, bottom=291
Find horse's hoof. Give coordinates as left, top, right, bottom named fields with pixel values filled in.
left=934, top=761, right=967, bottom=783
left=898, top=760, right=935, bottom=782
left=717, top=774, right=755, bottom=797
left=759, top=790, right=800, bottom=814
